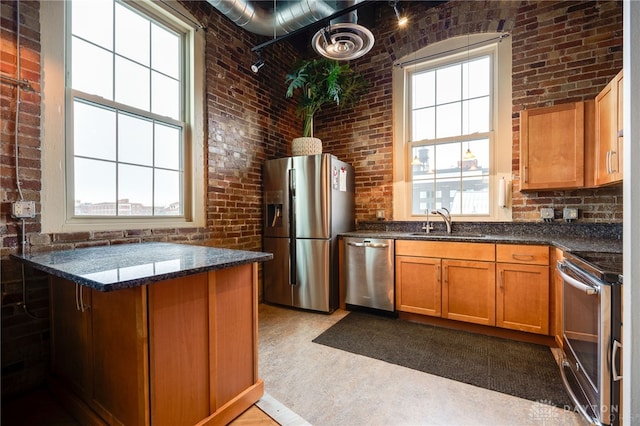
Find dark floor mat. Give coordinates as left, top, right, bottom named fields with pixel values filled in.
left=313, top=311, right=572, bottom=408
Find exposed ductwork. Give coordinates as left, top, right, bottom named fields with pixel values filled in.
left=207, top=0, right=375, bottom=61
left=206, top=0, right=341, bottom=37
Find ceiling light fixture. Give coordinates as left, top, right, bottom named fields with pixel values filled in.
left=389, top=1, right=408, bottom=27
left=251, top=59, right=264, bottom=73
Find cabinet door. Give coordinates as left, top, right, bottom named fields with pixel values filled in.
left=615, top=71, right=624, bottom=180
left=520, top=102, right=585, bottom=190
left=442, top=260, right=495, bottom=326
left=395, top=256, right=441, bottom=316
left=595, top=71, right=623, bottom=185
left=550, top=248, right=565, bottom=344
left=92, top=287, right=149, bottom=426
left=496, top=263, right=550, bottom=335
left=50, top=278, right=92, bottom=398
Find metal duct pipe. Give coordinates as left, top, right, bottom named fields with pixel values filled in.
left=206, top=0, right=339, bottom=36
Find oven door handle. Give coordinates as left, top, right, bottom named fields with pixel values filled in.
left=612, top=339, right=623, bottom=381
left=560, top=358, right=600, bottom=425
left=557, top=263, right=600, bottom=295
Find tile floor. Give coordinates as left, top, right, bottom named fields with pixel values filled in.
left=257, top=303, right=589, bottom=426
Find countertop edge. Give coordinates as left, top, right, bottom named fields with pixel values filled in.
left=10, top=243, right=273, bottom=292
left=338, top=231, right=622, bottom=254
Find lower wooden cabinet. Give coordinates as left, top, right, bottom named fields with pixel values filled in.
left=496, top=244, right=550, bottom=335
left=395, top=241, right=496, bottom=326
left=50, top=264, right=262, bottom=426
left=442, top=259, right=496, bottom=326
left=51, top=278, right=148, bottom=425
left=396, top=255, right=441, bottom=317
left=551, top=248, right=565, bottom=345
left=395, top=241, right=551, bottom=335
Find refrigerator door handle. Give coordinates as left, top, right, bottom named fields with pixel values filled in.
left=289, top=168, right=297, bottom=286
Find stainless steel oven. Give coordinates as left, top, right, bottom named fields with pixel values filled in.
left=557, top=251, right=622, bottom=426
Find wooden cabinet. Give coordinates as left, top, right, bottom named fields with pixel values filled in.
left=520, top=102, right=587, bottom=190
left=550, top=248, right=565, bottom=346
left=496, top=244, right=550, bottom=335
left=50, top=278, right=152, bottom=425
left=595, top=70, right=623, bottom=186
left=50, top=264, right=262, bottom=426
left=50, top=280, right=92, bottom=399
left=442, top=259, right=496, bottom=326
left=396, top=255, right=441, bottom=316
left=395, top=241, right=495, bottom=326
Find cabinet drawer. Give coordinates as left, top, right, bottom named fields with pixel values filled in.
left=496, top=244, right=549, bottom=265
left=396, top=240, right=495, bottom=262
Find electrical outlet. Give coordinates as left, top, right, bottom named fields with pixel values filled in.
left=376, top=209, right=385, bottom=220
left=563, top=208, right=578, bottom=222
left=540, top=208, right=554, bottom=221
left=11, top=201, right=36, bottom=218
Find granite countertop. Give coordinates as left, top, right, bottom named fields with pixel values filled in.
left=340, top=229, right=622, bottom=254
left=11, top=242, right=273, bottom=292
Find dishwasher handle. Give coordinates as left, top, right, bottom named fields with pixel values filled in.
left=347, top=241, right=389, bottom=249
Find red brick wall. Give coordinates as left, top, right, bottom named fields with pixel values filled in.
left=511, top=0, right=623, bottom=221
left=1, top=0, right=48, bottom=396
left=318, top=0, right=623, bottom=222
left=0, top=0, right=299, bottom=396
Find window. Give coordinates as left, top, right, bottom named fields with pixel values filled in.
left=393, top=34, right=512, bottom=221
left=69, top=0, right=184, bottom=217
left=41, top=0, right=205, bottom=232
left=410, top=54, right=491, bottom=215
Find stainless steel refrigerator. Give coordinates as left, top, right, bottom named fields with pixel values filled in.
left=263, top=154, right=355, bottom=313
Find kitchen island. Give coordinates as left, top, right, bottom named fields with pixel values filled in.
left=11, top=242, right=273, bottom=426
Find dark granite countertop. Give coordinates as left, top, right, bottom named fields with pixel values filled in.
left=340, top=222, right=622, bottom=254
left=11, top=242, right=273, bottom=292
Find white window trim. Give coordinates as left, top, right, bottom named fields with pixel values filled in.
left=41, top=0, right=205, bottom=233
left=392, top=33, right=512, bottom=222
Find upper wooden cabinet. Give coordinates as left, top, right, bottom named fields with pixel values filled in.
left=594, top=70, right=623, bottom=186
left=520, top=102, right=587, bottom=190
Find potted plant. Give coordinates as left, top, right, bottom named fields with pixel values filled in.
left=285, top=57, right=368, bottom=155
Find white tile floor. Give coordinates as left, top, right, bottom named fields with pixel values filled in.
left=257, top=303, right=589, bottom=426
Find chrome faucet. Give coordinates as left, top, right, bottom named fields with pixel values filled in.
left=430, top=207, right=452, bottom=234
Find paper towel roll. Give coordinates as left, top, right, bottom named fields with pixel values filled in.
left=498, top=177, right=506, bottom=208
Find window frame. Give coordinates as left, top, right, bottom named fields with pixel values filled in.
left=407, top=50, right=493, bottom=216
left=41, top=0, right=205, bottom=232
left=392, top=33, right=512, bottom=222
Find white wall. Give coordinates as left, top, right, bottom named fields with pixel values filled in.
left=622, top=2, right=638, bottom=425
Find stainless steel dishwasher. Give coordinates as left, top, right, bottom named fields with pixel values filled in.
left=344, top=237, right=394, bottom=312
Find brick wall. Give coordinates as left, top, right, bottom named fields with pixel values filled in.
left=318, top=0, right=623, bottom=222
left=0, top=0, right=298, bottom=396
left=511, top=0, right=623, bottom=221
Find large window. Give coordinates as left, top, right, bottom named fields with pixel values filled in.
left=69, top=0, right=184, bottom=217
left=409, top=54, right=491, bottom=215
left=41, top=0, right=205, bottom=232
left=393, top=34, right=512, bottom=221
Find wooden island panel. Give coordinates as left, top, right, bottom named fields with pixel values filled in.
left=149, top=273, right=210, bottom=426
left=50, top=264, right=262, bottom=426
left=91, top=286, right=148, bottom=426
